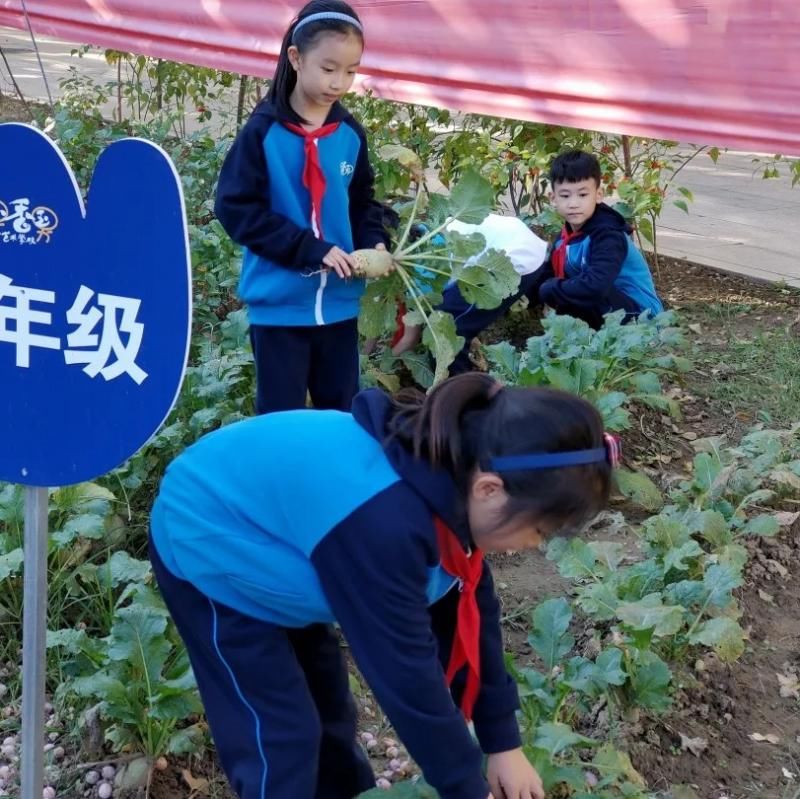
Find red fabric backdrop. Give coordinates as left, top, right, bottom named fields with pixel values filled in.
left=1, top=0, right=799, bottom=154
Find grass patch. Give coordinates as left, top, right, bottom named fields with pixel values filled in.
left=692, top=303, right=800, bottom=425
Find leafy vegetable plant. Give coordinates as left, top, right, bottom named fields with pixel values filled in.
left=358, top=169, right=520, bottom=383
left=486, top=310, right=690, bottom=431
left=49, top=578, right=203, bottom=760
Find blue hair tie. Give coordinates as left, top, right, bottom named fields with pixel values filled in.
left=489, top=434, right=621, bottom=472
left=292, top=11, right=363, bottom=42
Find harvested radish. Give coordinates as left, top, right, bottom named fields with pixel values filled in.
left=351, top=248, right=395, bottom=278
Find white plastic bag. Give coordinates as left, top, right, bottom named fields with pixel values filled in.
left=447, top=214, right=548, bottom=276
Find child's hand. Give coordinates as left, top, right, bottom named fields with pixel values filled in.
left=391, top=323, right=422, bottom=356
left=323, top=246, right=356, bottom=279
left=486, top=748, right=545, bottom=799
left=374, top=242, right=396, bottom=272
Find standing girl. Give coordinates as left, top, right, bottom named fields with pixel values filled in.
left=150, top=373, right=619, bottom=799
left=215, top=1, right=388, bottom=414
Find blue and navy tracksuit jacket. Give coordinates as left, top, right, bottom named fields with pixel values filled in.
left=150, top=390, right=520, bottom=799
left=214, top=100, right=389, bottom=327
left=536, top=203, right=663, bottom=316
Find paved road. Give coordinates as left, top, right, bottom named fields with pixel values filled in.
left=2, top=27, right=798, bottom=286
left=657, top=153, right=798, bottom=286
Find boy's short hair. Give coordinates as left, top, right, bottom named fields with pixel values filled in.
left=550, top=150, right=602, bottom=187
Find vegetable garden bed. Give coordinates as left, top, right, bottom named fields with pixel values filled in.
left=1, top=78, right=799, bottom=799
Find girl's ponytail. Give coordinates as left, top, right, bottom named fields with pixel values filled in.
left=389, top=372, right=500, bottom=479
left=266, top=25, right=300, bottom=119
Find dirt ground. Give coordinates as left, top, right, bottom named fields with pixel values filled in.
left=0, top=95, right=38, bottom=122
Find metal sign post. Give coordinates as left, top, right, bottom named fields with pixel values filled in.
left=21, top=488, right=48, bottom=799
left=0, top=123, right=191, bottom=797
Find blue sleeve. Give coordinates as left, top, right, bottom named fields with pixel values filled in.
left=430, top=563, right=522, bottom=754
left=344, top=119, right=391, bottom=250
left=214, top=111, right=334, bottom=269
left=311, top=485, right=489, bottom=799
left=539, top=228, right=627, bottom=306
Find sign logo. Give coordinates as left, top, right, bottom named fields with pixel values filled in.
left=0, top=197, right=58, bottom=244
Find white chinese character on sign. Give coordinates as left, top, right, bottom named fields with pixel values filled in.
left=64, top=286, right=148, bottom=384
left=3, top=198, right=33, bottom=234
left=0, top=273, right=61, bottom=367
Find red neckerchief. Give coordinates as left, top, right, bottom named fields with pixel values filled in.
left=283, top=122, right=340, bottom=239
left=435, top=517, right=483, bottom=720
left=390, top=300, right=407, bottom=348
left=551, top=225, right=582, bottom=279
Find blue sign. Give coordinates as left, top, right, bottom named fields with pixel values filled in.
left=0, top=124, right=191, bottom=487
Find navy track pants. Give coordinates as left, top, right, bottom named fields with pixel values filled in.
left=150, top=537, right=375, bottom=799
left=249, top=319, right=360, bottom=414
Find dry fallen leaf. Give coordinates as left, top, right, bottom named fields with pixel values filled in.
left=679, top=733, right=709, bottom=757
left=182, top=769, right=209, bottom=797
left=783, top=767, right=797, bottom=780
left=771, top=470, right=800, bottom=491
left=670, top=785, right=701, bottom=799
left=774, top=511, right=800, bottom=528
left=766, top=559, right=790, bottom=579
left=749, top=732, right=781, bottom=744
left=777, top=672, right=800, bottom=699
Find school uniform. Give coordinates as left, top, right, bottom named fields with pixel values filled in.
left=215, top=100, right=389, bottom=413
left=531, top=203, right=663, bottom=329
left=150, top=389, right=520, bottom=799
